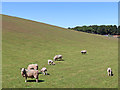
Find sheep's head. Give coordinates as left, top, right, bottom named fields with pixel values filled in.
left=40, top=69, right=42, bottom=72
left=36, top=66, right=38, bottom=70
left=21, top=68, right=26, bottom=76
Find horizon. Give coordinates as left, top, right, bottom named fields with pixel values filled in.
left=2, top=2, right=118, bottom=28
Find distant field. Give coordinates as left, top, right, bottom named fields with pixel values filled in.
left=2, top=15, right=118, bottom=88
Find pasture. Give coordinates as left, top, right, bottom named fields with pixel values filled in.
left=2, top=15, right=118, bottom=88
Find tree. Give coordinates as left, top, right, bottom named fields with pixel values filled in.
left=69, top=25, right=118, bottom=35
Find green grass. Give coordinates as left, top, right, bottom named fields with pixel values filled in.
left=2, top=15, right=118, bottom=88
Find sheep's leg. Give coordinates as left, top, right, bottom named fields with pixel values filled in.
left=108, top=72, right=110, bottom=76
left=48, top=62, right=49, bottom=65
left=35, top=75, right=38, bottom=82
left=44, top=72, right=45, bottom=75
left=25, top=77, right=27, bottom=82
left=46, top=72, right=47, bottom=75
left=36, top=66, right=38, bottom=70
left=36, top=78, right=38, bottom=82
left=110, top=71, right=112, bottom=76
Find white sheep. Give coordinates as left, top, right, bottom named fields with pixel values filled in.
left=40, top=67, right=47, bottom=75
left=81, top=50, right=87, bottom=54
left=48, top=60, right=53, bottom=65
left=53, top=55, right=63, bottom=61
left=48, top=60, right=55, bottom=65
left=27, top=64, right=38, bottom=70
left=107, top=67, right=112, bottom=76
left=21, top=68, right=39, bottom=82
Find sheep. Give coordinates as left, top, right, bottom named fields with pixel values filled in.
left=40, top=67, right=47, bottom=75
left=27, top=64, right=38, bottom=70
left=21, top=68, right=39, bottom=82
left=48, top=60, right=55, bottom=65
left=107, top=67, right=112, bottom=76
left=81, top=50, right=87, bottom=54
left=53, top=55, right=63, bottom=61
left=48, top=60, right=53, bottom=65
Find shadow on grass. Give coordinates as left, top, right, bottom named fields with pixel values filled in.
left=46, top=73, right=50, bottom=75
left=40, top=72, right=50, bottom=75
left=81, top=53, right=88, bottom=55
left=39, top=72, right=42, bottom=74
left=108, top=71, right=114, bottom=76
left=27, top=79, right=45, bottom=83
left=111, top=71, right=114, bottom=76
left=111, top=74, right=114, bottom=76
left=56, top=59, right=65, bottom=61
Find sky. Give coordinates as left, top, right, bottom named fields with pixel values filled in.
left=2, top=0, right=120, bottom=2
left=2, top=2, right=118, bottom=28
left=118, top=2, right=120, bottom=25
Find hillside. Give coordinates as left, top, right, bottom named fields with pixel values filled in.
left=2, top=15, right=118, bottom=88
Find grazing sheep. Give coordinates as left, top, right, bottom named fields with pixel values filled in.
left=53, top=55, right=63, bottom=61
left=21, top=68, right=39, bottom=82
left=27, top=64, right=38, bottom=70
left=81, top=50, right=87, bottom=54
left=107, top=67, right=112, bottom=76
left=40, top=67, right=47, bottom=75
left=48, top=60, right=54, bottom=65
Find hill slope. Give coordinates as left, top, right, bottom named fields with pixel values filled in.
left=2, top=15, right=118, bottom=88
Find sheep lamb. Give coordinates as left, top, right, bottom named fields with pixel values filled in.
left=40, top=67, right=47, bottom=75
left=48, top=60, right=54, bottom=65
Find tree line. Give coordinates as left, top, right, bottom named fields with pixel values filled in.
left=68, top=25, right=120, bottom=35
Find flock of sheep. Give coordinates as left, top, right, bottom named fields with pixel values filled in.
left=20, top=50, right=113, bottom=83
left=20, top=55, right=63, bottom=82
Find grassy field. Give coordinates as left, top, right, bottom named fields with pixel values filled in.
left=2, top=15, right=118, bottom=88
